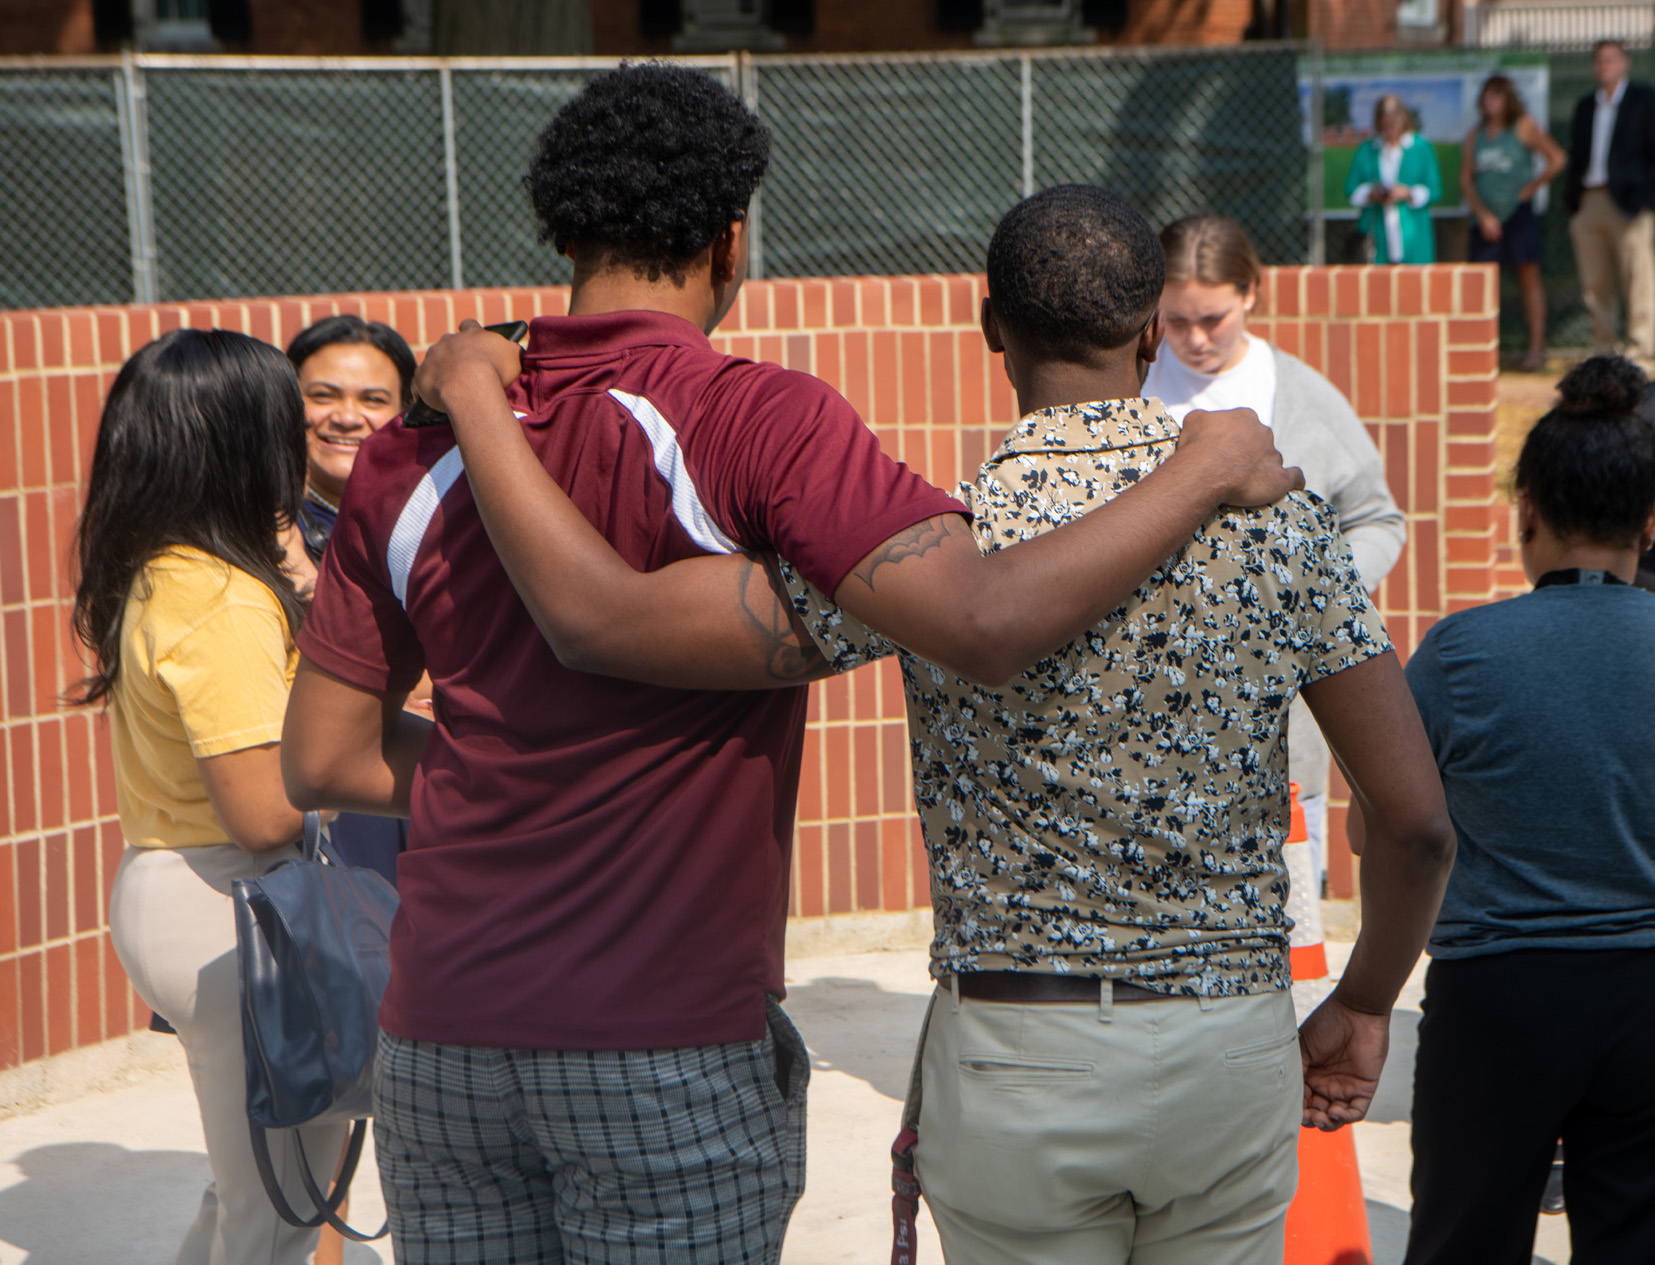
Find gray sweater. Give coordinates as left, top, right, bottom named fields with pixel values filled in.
left=1268, top=347, right=1406, bottom=805
left=1268, top=346, right=1406, bottom=590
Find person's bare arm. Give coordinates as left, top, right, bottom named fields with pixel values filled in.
left=197, top=743, right=306, bottom=853
left=418, top=326, right=1302, bottom=690
left=282, top=659, right=433, bottom=816
left=827, top=426, right=1285, bottom=682
left=1294, top=650, right=1455, bottom=1130
left=1462, top=126, right=1502, bottom=241
left=1515, top=113, right=1567, bottom=200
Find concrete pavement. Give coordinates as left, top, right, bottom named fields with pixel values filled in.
left=0, top=924, right=1569, bottom=1263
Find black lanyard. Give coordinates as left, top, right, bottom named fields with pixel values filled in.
left=1533, top=568, right=1628, bottom=590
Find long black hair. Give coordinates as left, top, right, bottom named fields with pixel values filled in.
left=1517, top=355, right=1655, bottom=546
left=71, top=328, right=307, bottom=704
left=286, top=314, right=416, bottom=405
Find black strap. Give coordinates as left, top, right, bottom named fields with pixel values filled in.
left=248, top=1118, right=390, bottom=1241
left=1534, top=568, right=1628, bottom=589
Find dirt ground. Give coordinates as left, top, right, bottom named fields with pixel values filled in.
left=1494, top=357, right=1567, bottom=494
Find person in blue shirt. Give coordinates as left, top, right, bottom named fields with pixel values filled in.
left=1387, top=355, right=1655, bottom=1264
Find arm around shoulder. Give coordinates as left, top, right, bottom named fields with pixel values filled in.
left=831, top=409, right=1302, bottom=686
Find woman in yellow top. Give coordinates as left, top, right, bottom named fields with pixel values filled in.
left=71, top=329, right=346, bottom=1265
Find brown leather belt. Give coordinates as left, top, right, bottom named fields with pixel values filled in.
left=952, top=971, right=1168, bottom=1004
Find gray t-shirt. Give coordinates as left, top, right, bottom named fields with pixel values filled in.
left=1408, top=578, right=1655, bottom=957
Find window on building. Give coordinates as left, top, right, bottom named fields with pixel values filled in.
left=137, top=0, right=216, bottom=49
left=1396, top=0, right=1441, bottom=31
left=975, top=0, right=1116, bottom=46
left=673, top=0, right=786, bottom=50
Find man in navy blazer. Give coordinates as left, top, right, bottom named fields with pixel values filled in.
left=1566, top=40, right=1655, bottom=363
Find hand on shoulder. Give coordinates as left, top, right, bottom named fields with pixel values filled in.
left=412, top=320, right=523, bottom=418
left=1178, top=406, right=1304, bottom=507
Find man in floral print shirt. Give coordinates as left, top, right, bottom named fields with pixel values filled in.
left=404, top=183, right=1454, bottom=1264
left=771, top=187, right=1455, bottom=1264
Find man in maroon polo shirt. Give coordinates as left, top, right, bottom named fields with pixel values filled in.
left=281, top=65, right=1299, bottom=1263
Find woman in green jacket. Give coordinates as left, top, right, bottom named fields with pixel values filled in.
left=1346, top=93, right=1444, bottom=264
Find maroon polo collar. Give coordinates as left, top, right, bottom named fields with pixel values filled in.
left=524, top=309, right=714, bottom=364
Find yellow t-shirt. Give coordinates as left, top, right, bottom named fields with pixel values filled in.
left=109, top=546, right=298, bottom=848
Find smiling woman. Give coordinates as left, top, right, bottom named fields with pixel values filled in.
left=286, top=316, right=416, bottom=564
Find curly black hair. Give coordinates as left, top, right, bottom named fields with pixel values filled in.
left=1517, top=355, right=1655, bottom=545
left=985, top=185, right=1164, bottom=361
left=524, top=62, right=772, bottom=283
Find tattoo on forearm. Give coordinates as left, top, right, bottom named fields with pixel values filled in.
left=851, top=517, right=952, bottom=592
left=740, top=557, right=828, bottom=683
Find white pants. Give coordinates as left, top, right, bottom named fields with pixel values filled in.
left=110, top=844, right=345, bottom=1265
left=915, top=985, right=1300, bottom=1264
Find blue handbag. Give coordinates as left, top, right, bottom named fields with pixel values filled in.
left=233, top=812, right=398, bottom=1241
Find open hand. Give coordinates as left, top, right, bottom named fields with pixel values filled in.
left=412, top=319, right=523, bottom=417
left=1178, top=406, right=1304, bottom=507
left=1299, top=993, right=1389, bottom=1130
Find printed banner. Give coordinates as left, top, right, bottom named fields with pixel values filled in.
left=1300, top=51, right=1550, bottom=218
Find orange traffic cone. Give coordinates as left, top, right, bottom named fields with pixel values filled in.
left=1284, top=781, right=1373, bottom=1265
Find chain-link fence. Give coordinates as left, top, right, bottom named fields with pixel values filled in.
left=0, top=68, right=132, bottom=309
left=2, top=48, right=1308, bottom=308
left=755, top=46, right=1308, bottom=278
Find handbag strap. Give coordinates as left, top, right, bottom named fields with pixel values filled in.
left=248, top=1117, right=389, bottom=1241
left=301, top=811, right=323, bottom=864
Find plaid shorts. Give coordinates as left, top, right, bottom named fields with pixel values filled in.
left=373, top=998, right=809, bottom=1264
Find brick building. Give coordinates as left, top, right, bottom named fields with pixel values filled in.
left=2, top=0, right=1452, bottom=57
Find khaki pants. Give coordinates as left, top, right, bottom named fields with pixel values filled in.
left=915, top=984, right=1300, bottom=1264
left=1569, top=188, right=1655, bottom=360
left=111, top=844, right=346, bottom=1265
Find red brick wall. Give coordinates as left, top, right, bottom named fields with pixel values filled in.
left=1119, top=0, right=1254, bottom=47
left=0, top=1, right=96, bottom=54
left=1307, top=0, right=1401, bottom=49
left=0, top=264, right=1498, bottom=1070
left=11, top=0, right=1419, bottom=55
left=3, top=0, right=394, bottom=55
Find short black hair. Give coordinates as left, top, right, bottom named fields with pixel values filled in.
left=1517, top=356, right=1655, bottom=546
left=286, top=314, right=417, bottom=405
left=524, top=62, right=772, bottom=283
left=985, top=185, right=1164, bottom=361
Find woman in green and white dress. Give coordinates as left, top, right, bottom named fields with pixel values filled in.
left=1346, top=93, right=1444, bottom=265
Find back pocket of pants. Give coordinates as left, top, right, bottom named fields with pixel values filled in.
left=959, top=1055, right=1095, bottom=1084
left=1222, top=1030, right=1297, bottom=1070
